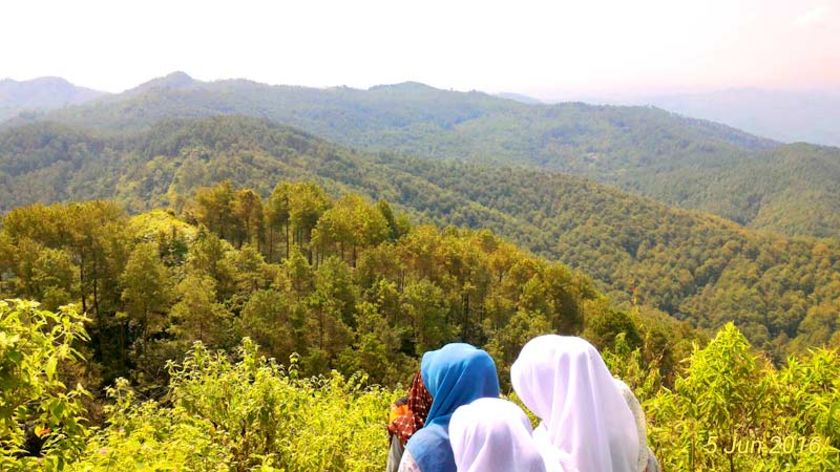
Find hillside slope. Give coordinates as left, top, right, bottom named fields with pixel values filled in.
left=9, top=74, right=840, bottom=237
left=1, top=116, right=838, bottom=356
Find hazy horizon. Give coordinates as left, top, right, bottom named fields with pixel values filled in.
left=2, top=0, right=839, bottom=99
left=3, top=70, right=840, bottom=103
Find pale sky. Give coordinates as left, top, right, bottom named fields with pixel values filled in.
left=1, top=0, right=839, bottom=99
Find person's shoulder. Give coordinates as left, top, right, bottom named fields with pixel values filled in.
left=398, top=449, right=422, bottom=472
left=406, top=423, right=447, bottom=447
left=613, top=378, right=651, bottom=471
left=613, top=378, right=640, bottom=406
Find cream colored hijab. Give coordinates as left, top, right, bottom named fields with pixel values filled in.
left=511, top=336, right=639, bottom=472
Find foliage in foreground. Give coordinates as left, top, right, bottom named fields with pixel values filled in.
left=0, top=299, right=396, bottom=471
left=2, top=300, right=838, bottom=471
left=642, top=324, right=840, bottom=471
left=0, top=300, right=89, bottom=470
left=72, top=340, right=395, bottom=472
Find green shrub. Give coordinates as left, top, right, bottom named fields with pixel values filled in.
left=646, top=323, right=840, bottom=471
left=71, top=339, right=398, bottom=471
left=0, top=299, right=90, bottom=470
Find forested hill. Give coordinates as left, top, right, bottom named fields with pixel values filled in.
left=1, top=116, right=838, bottom=357
left=6, top=72, right=840, bottom=238
left=4, top=186, right=838, bottom=471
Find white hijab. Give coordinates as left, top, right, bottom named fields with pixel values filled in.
left=511, top=335, right=639, bottom=472
left=450, top=397, right=548, bottom=472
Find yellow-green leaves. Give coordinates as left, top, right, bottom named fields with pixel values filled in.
left=0, top=300, right=90, bottom=471
left=646, top=323, right=840, bottom=471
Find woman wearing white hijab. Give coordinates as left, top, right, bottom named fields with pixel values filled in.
left=511, top=335, right=640, bottom=472
left=449, top=397, right=548, bottom=472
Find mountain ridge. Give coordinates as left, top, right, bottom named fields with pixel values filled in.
left=0, top=76, right=107, bottom=121
left=11, top=73, right=831, bottom=237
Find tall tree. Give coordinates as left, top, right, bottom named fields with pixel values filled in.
left=265, top=182, right=292, bottom=261
left=402, top=278, right=450, bottom=355
left=193, top=181, right=236, bottom=239
left=288, top=182, right=331, bottom=263
left=239, top=289, right=297, bottom=362
left=187, top=230, right=237, bottom=301
left=120, top=242, right=173, bottom=356
left=31, top=248, right=78, bottom=311
left=232, top=189, right=264, bottom=249
left=314, top=194, right=389, bottom=266
left=169, top=275, right=233, bottom=349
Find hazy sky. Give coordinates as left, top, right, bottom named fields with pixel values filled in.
left=2, top=0, right=838, bottom=98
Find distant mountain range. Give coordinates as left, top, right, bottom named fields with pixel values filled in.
left=0, top=77, right=106, bottom=121
left=3, top=72, right=836, bottom=238
left=633, top=88, right=840, bottom=147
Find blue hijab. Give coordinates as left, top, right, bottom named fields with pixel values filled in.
left=405, top=343, right=500, bottom=472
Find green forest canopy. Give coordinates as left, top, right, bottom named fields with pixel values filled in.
left=2, top=117, right=838, bottom=358
left=4, top=184, right=686, bottom=385
left=0, top=181, right=837, bottom=470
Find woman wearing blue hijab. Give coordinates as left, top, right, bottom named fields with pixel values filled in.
left=398, top=343, right=500, bottom=472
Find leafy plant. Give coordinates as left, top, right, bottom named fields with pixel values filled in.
left=0, top=299, right=90, bottom=470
